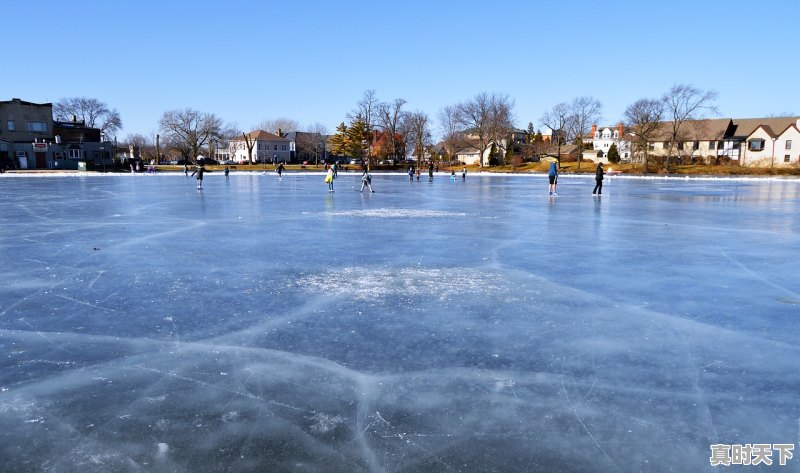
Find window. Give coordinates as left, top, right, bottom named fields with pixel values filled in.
left=68, top=148, right=82, bottom=159
left=27, top=121, right=47, bottom=132
left=787, top=140, right=792, bottom=150
left=709, top=141, right=716, bottom=150
left=648, top=143, right=655, bottom=151
left=7, top=120, right=15, bottom=131
left=718, top=141, right=724, bottom=150
left=748, top=139, right=765, bottom=151
left=663, top=141, right=670, bottom=149
left=785, top=155, right=791, bottom=163
left=273, top=145, right=278, bottom=150
left=693, top=141, right=699, bottom=150
left=281, top=144, right=287, bottom=151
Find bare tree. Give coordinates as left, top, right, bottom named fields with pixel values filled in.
left=376, top=98, right=407, bottom=161
left=438, top=104, right=463, bottom=161
left=54, top=97, right=122, bottom=136
left=256, top=118, right=300, bottom=136
left=662, top=84, right=718, bottom=172
left=403, top=111, right=432, bottom=167
left=159, top=108, right=230, bottom=162
left=350, top=90, right=379, bottom=133
left=540, top=102, right=571, bottom=166
left=309, top=122, right=329, bottom=166
left=567, top=96, right=602, bottom=170
left=455, top=92, right=514, bottom=167
left=242, top=132, right=257, bottom=164
left=294, top=122, right=330, bottom=166
left=624, top=98, right=664, bottom=173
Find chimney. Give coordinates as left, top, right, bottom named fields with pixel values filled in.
left=71, top=114, right=77, bottom=123
left=277, top=128, right=282, bottom=137
left=618, top=122, right=624, bottom=137
left=591, top=124, right=597, bottom=136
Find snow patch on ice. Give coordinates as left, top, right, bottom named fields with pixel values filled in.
left=292, top=267, right=508, bottom=301
left=324, top=208, right=466, bottom=218
left=306, top=412, right=344, bottom=435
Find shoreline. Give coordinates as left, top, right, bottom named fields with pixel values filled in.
left=1, top=170, right=799, bottom=181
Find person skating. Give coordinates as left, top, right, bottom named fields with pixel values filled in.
left=276, top=162, right=285, bottom=178
left=428, top=162, right=434, bottom=180
left=191, top=164, right=205, bottom=189
left=548, top=161, right=558, bottom=195
left=360, top=169, right=375, bottom=192
left=461, top=167, right=466, bottom=181
left=224, top=165, right=230, bottom=181
left=408, top=165, right=414, bottom=182
left=325, top=166, right=335, bottom=192
left=593, top=162, right=605, bottom=195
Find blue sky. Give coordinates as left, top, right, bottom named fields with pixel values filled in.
left=4, top=0, right=799, bottom=140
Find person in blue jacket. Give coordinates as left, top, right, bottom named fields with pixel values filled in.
left=548, top=161, right=558, bottom=195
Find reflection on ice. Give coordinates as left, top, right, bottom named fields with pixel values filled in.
left=1, top=175, right=799, bottom=472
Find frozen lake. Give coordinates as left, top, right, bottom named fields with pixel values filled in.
left=1, top=172, right=799, bottom=472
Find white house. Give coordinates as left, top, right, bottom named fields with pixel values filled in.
left=584, top=123, right=631, bottom=163
left=455, top=148, right=481, bottom=165
left=744, top=120, right=800, bottom=166
left=228, top=130, right=291, bottom=164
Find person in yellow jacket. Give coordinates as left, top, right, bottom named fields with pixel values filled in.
left=325, top=167, right=335, bottom=192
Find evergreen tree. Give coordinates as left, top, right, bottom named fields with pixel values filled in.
left=329, top=122, right=349, bottom=157
left=607, top=142, right=620, bottom=164
left=346, top=118, right=369, bottom=160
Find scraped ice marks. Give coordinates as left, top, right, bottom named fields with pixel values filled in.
left=306, top=411, right=345, bottom=435
left=291, top=266, right=512, bottom=302
left=320, top=208, right=467, bottom=219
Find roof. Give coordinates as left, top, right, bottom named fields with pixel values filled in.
left=235, top=130, right=289, bottom=142
left=648, top=118, right=732, bottom=141
left=544, top=144, right=578, bottom=156
left=0, top=98, right=52, bottom=107
left=728, top=117, right=800, bottom=138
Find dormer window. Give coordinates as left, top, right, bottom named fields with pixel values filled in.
left=613, top=131, right=619, bottom=138
left=594, top=131, right=599, bottom=139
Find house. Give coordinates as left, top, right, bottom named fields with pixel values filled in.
left=744, top=119, right=800, bottom=166
left=228, top=130, right=291, bottom=164
left=584, top=123, right=632, bottom=163
left=636, top=116, right=800, bottom=165
left=455, top=148, right=481, bottom=165
left=0, top=98, right=111, bottom=170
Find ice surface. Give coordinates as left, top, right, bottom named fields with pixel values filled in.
left=1, top=172, right=799, bottom=472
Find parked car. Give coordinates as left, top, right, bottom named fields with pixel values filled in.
left=197, top=157, right=219, bottom=165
